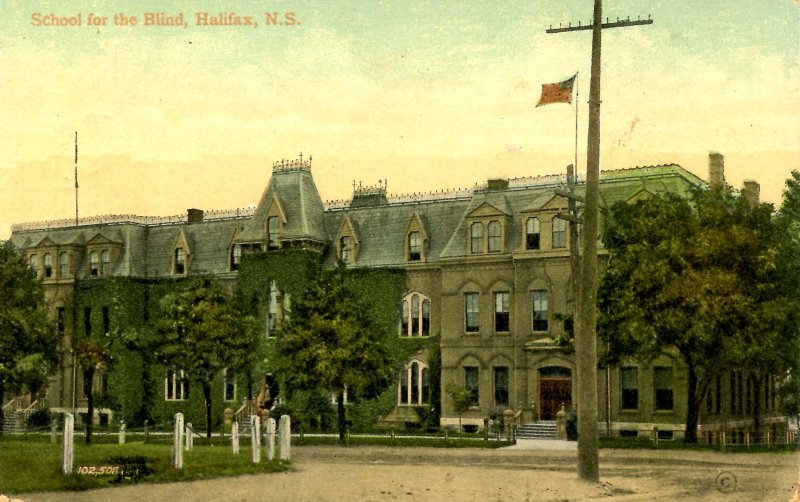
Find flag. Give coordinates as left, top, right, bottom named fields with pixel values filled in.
left=536, top=74, right=576, bottom=107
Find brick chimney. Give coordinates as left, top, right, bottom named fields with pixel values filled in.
left=187, top=208, right=204, bottom=224
left=708, top=152, right=725, bottom=187
left=742, top=180, right=760, bottom=208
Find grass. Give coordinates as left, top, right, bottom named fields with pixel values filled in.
left=0, top=437, right=289, bottom=495
left=599, top=436, right=798, bottom=453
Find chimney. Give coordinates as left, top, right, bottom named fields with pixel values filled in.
left=708, top=152, right=725, bottom=187
left=742, top=180, right=760, bottom=208
left=487, top=178, right=509, bottom=191
left=187, top=208, right=204, bottom=224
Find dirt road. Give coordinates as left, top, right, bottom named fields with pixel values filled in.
left=22, top=445, right=800, bottom=501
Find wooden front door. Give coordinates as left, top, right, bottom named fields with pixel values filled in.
left=539, top=378, right=571, bottom=420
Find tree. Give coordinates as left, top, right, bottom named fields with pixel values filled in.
left=278, top=265, right=394, bottom=445
left=599, top=186, right=794, bottom=442
left=74, top=337, right=111, bottom=444
left=445, top=383, right=471, bottom=431
left=0, top=243, right=57, bottom=434
left=156, top=278, right=256, bottom=438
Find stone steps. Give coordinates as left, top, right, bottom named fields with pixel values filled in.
left=516, top=421, right=557, bottom=440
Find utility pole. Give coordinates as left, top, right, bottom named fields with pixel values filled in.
left=547, top=1, right=652, bottom=483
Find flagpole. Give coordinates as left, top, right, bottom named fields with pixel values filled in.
left=74, top=131, right=79, bottom=227
left=574, top=72, right=579, bottom=175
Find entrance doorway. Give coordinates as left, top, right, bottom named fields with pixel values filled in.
left=538, top=366, right=572, bottom=420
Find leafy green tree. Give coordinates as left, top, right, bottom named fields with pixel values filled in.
left=0, top=244, right=57, bottom=434
left=156, top=278, right=257, bottom=438
left=278, top=265, right=394, bottom=445
left=74, top=337, right=111, bottom=444
left=599, top=186, right=795, bottom=442
left=445, top=383, right=471, bottom=431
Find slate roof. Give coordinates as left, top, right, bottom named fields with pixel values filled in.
left=8, top=163, right=704, bottom=277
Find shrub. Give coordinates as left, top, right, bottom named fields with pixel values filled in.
left=27, top=408, right=52, bottom=427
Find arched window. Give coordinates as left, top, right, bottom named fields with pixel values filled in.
left=398, top=360, right=429, bottom=405
left=100, top=249, right=110, bottom=275
left=43, top=253, right=52, bottom=278
left=400, top=292, right=431, bottom=337
left=29, top=255, right=38, bottom=276
left=340, top=236, right=351, bottom=262
left=58, top=252, right=69, bottom=277
left=230, top=244, right=242, bottom=271
left=267, top=216, right=280, bottom=250
left=552, top=217, right=567, bottom=248
left=526, top=217, right=540, bottom=250
left=487, top=221, right=501, bottom=253
left=408, top=231, right=421, bottom=261
left=470, top=222, right=483, bottom=254
left=89, top=251, right=99, bottom=276
left=174, top=248, right=186, bottom=274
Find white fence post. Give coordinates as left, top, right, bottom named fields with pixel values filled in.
left=185, top=422, right=193, bottom=451
left=61, top=413, right=74, bottom=475
left=250, top=415, right=261, bottom=463
left=266, top=418, right=276, bottom=460
left=279, top=415, right=291, bottom=461
left=232, top=421, right=240, bottom=455
left=173, top=413, right=184, bottom=469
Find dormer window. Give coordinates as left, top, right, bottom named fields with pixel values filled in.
left=175, top=247, right=186, bottom=274
left=89, top=251, right=99, bottom=276
left=230, top=244, right=242, bottom=271
left=552, top=217, right=567, bottom=248
left=487, top=221, right=501, bottom=253
left=100, top=249, right=110, bottom=275
left=526, top=217, right=540, bottom=250
left=58, top=252, right=69, bottom=277
left=267, top=216, right=280, bottom=250
left=408, top=232, right=421, bottom=261
left=340, top=236, right=351, bottom=262
left=43, top=253, right=53, bottom=278
left=470, top=222, right=483, bottom=254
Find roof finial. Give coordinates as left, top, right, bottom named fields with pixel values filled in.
left=299, top=152, right=303, bottom=163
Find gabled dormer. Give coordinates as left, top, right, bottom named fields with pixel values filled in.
left=518, top=194, right=570, bottom=252
left=465, top=202, right=510, bottom=255
left=85, top=232, right=123, bottom=278
left=335, top=215, right=359, bottom=264
left=172, top=228, right=191, bottom=275
left=626, top=188, right=654, bottom=204
left=265, top=196, right=288, bottom=251
left=404, top=212, right=428, bottom=263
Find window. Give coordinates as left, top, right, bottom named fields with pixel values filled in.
left=494, top=366, right=509, bottom=407
left=464, top=293, right=479, bottom=333
left=84, top=307, right=91, bottom=336
left=174, top=248, right=186, bottom=274
left=470, top=222, right=483, bottom=254
left=230, top=244, right=242, bottom=271
left=654, top=367, right=673, bottom=411
left=494, top=292, right=510, bottom=332
left=59, top=252, right=69, bottom=277
left=526, top=217, right=540, bottom=250
left=266, top=281, right=278, bottom=337
left=102, top=306, right=110, bottom=334
left=267, top=216, right=280, bottom=250
left=43, top=253, right=52, bottom=278
left=620, top=367, right=638, bottom=410
left=552, top=217, right=566, bottom=248
left=56, top=307, right=65, bottom=337
left=223, top=369, right=236, bottom=401
left=408, top=231, right=421, bottom=261
left=29, top=255, right=38, bottom=276
left=165, top=369, right=189, bottom=401
left=89, top=251, right=99, bottom=276
left=464, top=366, right=479, bottom=407
left=100, top=249, right=110, bottom=275
left=340, top=236, right=351, bottom=262
left=531, top=290, right=548, bottom=332
left=487, top=221, right=501, bottom=253
left=400, top=293, right=431, bottom=337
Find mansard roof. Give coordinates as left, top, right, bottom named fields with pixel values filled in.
left=238, top=161, right=327, bottom=244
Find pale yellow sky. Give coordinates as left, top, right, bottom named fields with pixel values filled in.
left=2, top=1, right=798, bottom=236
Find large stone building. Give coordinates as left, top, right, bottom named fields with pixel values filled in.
left=6, top=153, right=785, bottom=440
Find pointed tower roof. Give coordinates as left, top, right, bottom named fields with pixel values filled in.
left=237, top=156, right=327, bottom=246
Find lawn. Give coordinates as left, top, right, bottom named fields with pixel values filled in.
left=0, top=437, right=289, bottom=495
